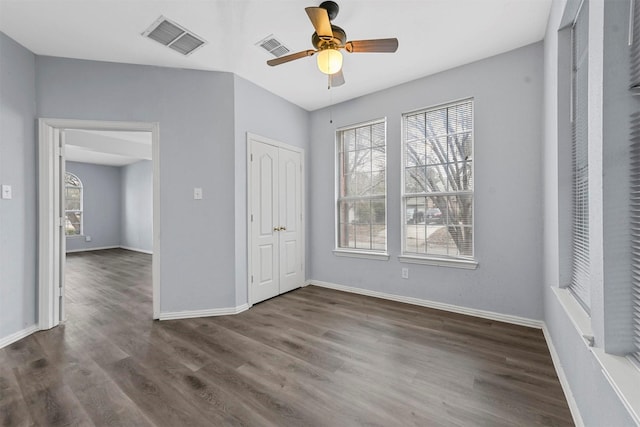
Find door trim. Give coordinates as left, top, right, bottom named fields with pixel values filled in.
left=246, top=132, right=305, bottom=306
left=38, top=118, right=161, bottom=329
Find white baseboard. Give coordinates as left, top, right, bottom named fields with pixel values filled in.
left=66, top=246, right=153, bottom=254
left=159, top=303, right=249, bottom=321
left=0, top=325, right=39, bottom=349
left=307, top=280, right=544, bottom=329
left=119, top=246, right=153, bottom=254
left=542, top=324, right=585, bottom=427
left=66, top=245, right=119, bottom=253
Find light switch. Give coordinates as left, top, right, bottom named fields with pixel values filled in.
left=1, top=185, right=12, bottom=200
left=194, top=187, right=203, bottom=200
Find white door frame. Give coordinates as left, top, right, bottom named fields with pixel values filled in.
left=246, top=132, right=305, bottom=306
left=38, top=118, right=161, bottom=329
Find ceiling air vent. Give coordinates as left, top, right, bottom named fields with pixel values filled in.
left=256, top=35, right=290, bottom=58
left=142, top=16, right=206, bottom=56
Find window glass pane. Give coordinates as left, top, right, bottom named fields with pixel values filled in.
left=425, top=109, right=447, bottom=137
left=406, top=141, right=426, bottom=167
left=372, top=171, right=385, bottom=195
left=355, top=200, right=371, bottom=224
left=65, top=173, right=81, bottom=187
left=405, top=167, right=426, bottom=193
left=371, top=200, right=385, bottom=224
left=448, top=133, right=472, bottom=163
left=425, top=165, right=447, bottom=193
left=426, top=136, right=448, bottom=165
left=372, top=146, right=386, bottom=171
left=372, top=123, right=385, bottom=147
left=65, top=212, right=81, bottom=235
left=355, top=225, right=372, bottom=250
left=371, top=225, right=386, bottom=250
left=406, top=113, right=425, bottom=141
left=356, top=127, right=371, bottom=150
left=66, top=199, right=80, bottom=210
left=355, top=172, right=372, bottom=196
left=354, top=150, right=371, bottom=174
left=344, top=129, right=356, bottom=151
left=338, top=201, right=355, bottom=248
left=342, top=173, right=355, bottom=197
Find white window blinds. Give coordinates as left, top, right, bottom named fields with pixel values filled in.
left=569, top=0, right=591, bottom=311
left=630, top=0, right=640, bottom=363
left=402, top=100, right=473, bottom=259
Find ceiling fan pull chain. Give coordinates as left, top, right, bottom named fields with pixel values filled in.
left=328, top=79, right=333, bottom=124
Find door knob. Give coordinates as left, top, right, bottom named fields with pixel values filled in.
left=280, top=226, right=286, bottom=231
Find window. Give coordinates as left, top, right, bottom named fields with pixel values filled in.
left=336, top=120, right=386, bottom=253
left=402, top=100, right=473, bottom=260
left=569, top=0, right=590, bottom=311
left=65, top=172, right=83, bottom=236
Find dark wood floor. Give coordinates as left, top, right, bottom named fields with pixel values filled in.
left=0, top=248, right=574, bottom=426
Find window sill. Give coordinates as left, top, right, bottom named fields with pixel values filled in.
left=333, top=250, right=390, bottom=261
left=66, top=235, right=84, bottom=239
left=552, top=287, right=640, bottom=425
left=551, top=286, right=592, bottom=339
left=398, top=255, right=478, bottom=270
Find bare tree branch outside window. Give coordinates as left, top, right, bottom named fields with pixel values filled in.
left=403, top=100, right=473, bottom=258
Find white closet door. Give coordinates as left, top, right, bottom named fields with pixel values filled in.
left=249, top=137, right=304, bottom=304
left=250, top=140, right=280, bottom=303
left=278, top=147, right=302, bottom=294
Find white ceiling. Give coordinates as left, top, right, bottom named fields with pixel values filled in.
left=65, top=130, right=152, bottom=166
left=0, top=0, right=551, bottom=111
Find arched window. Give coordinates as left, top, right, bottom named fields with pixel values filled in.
left=65, top=172, right=83, bottom=236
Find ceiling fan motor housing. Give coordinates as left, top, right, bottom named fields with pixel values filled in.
left=319, top=1, right=339, bottom=21
left=312, top=25, right=347, bottom=49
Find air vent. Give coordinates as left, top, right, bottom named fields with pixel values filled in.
left=142, top=16, right=206, bottom=56
left=256, top=35, right=290, bottom=58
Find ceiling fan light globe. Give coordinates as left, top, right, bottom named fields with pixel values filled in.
left=317, top=49, right=343, bottom=74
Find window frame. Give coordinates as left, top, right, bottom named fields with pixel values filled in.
left=334, top=118, right=389, bottom=259
left=64, top=171, right=84, bottom=237
left=400, top=98, right=477, bottom=268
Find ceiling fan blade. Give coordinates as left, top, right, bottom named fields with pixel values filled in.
left=345, top=38, right=399, bottom=53
left=305, top=7, right=333, bottom=39
left=267, top=50, right=316, bottom=66
left=330, top=70, right=345, bottom=87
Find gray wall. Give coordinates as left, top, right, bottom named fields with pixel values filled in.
left=308, top=43, right=545, bottom=321
left=232, top=75, right=310, bottom=306
left=542, top=0, right=636, bottom=425
left=0, top=33, right=37, bottom=338
left=65, top=161, right=122, bottom=252
left=36, top=56, right=237, bottom=313
left=121, top=160, right=152, bottom=253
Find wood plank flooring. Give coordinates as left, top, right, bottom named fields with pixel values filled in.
left=0, top=248, right=574, bottom=426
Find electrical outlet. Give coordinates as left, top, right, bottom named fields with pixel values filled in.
left=401, top=268, right=409, bottom=279
left=85, top=236, right=92, bottom=242
left=1, top=184, right=12, bottom=199
left=194, top=187, right=203, bottom=200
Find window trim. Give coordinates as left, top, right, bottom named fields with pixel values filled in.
left=334, top=117, right=388, bottom=256
left=64, top=171, right=83, bottom=237
left=400, top=98, right=476, bottom=265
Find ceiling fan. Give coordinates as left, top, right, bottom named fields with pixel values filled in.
left=267, top=1, right=399, bottom=87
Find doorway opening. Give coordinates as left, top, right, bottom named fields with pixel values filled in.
left=38, top=119, right=160, bottom=330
